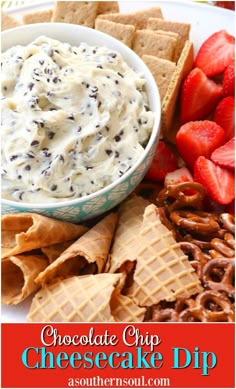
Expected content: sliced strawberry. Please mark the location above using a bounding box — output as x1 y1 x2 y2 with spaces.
164 167 195 195
176 120 225 170
194 156 235 205
223 61 235 96
194 30 235 76
214 96 235 141
215 1 235 10
145 141 177 182
211 138 235 169
180 68 223 124
164 167 193 186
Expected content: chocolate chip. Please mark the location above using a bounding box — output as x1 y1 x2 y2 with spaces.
31 140 39 147
70 185 74 192
115 151 119 158
39 59 45 65
117 72 124 78
51 184 57 191
59 155 64 162
144 105 151 112
138 119 142 125
115 80 119 84
114 135 121 142
68 114 75 120
25 165 31 171
48 131 55 139
18 175 22 179
27 152 35 159
77 126 82 132
105 149 112 156
110 53 117 58
97 65 103 69
10 155 18 161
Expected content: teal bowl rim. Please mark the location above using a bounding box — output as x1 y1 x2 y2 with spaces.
1 23 161 209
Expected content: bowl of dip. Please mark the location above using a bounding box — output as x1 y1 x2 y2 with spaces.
1 23 161 222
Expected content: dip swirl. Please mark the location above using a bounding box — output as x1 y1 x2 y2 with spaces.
1 36 154 203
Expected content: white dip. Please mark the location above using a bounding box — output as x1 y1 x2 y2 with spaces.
1 36 154 203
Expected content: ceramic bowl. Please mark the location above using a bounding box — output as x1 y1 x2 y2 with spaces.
1 23 161 222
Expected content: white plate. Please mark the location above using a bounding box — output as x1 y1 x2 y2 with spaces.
1 0 235 323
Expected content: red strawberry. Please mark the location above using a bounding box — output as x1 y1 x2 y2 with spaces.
194 30 235 76
176 120 225 170
223 61 235 96
194 156 235 205
180 68 223 124
145 141 177 182
164 167 193 186
164 167 195 195
215 1 235 10
211 137 235 169
214 96 235 141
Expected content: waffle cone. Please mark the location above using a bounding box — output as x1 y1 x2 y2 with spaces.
41 240 76 264
109 196 150 273
128 204 202 306
27 273 123 322
110 291 146 322
2 254 48 305
35 213 118 285
2 213 88 259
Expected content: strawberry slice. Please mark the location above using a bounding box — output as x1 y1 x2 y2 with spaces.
194 30 235 76
214 96 235 141
164 167 195 195
211 138 235 169
180 68 223 124
176 120 225 170
223 60 235 97
194 156 235 205
164 167 193 186
145 141 177 182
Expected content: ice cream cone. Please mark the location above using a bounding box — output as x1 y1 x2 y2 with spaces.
27 273 123 322
2 254 48 305
2 213 88 259
109 196 150 273
128 204 202 306
35 213 118 285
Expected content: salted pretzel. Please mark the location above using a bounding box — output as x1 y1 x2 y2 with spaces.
157 182 206 212
210 237 235 258
219 213 235 234
178 290 234 322
179 241 208 278
202 257 235 298
169 210 220 236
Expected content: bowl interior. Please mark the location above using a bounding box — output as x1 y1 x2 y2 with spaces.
1 23 161 209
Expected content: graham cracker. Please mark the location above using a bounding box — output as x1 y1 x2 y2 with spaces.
147 18 191 60
133 30 176 61
1 11 21 31
97 1 119 15
95 19 135 48
154 30 179 62
142 55 176 101
96 6 163 30
23 9 53 24
161 40 194 136
51 1 98 28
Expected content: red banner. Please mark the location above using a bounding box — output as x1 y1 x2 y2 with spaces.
1 323 235 388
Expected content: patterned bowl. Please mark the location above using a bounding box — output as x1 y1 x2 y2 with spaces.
1 23 161 223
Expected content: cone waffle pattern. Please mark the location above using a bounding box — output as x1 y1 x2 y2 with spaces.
27 273 122 322
36 213 117 285
111 292 146 322
109 196 150 272
128 204 202 306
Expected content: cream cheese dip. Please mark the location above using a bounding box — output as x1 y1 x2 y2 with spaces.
1 36 154 203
